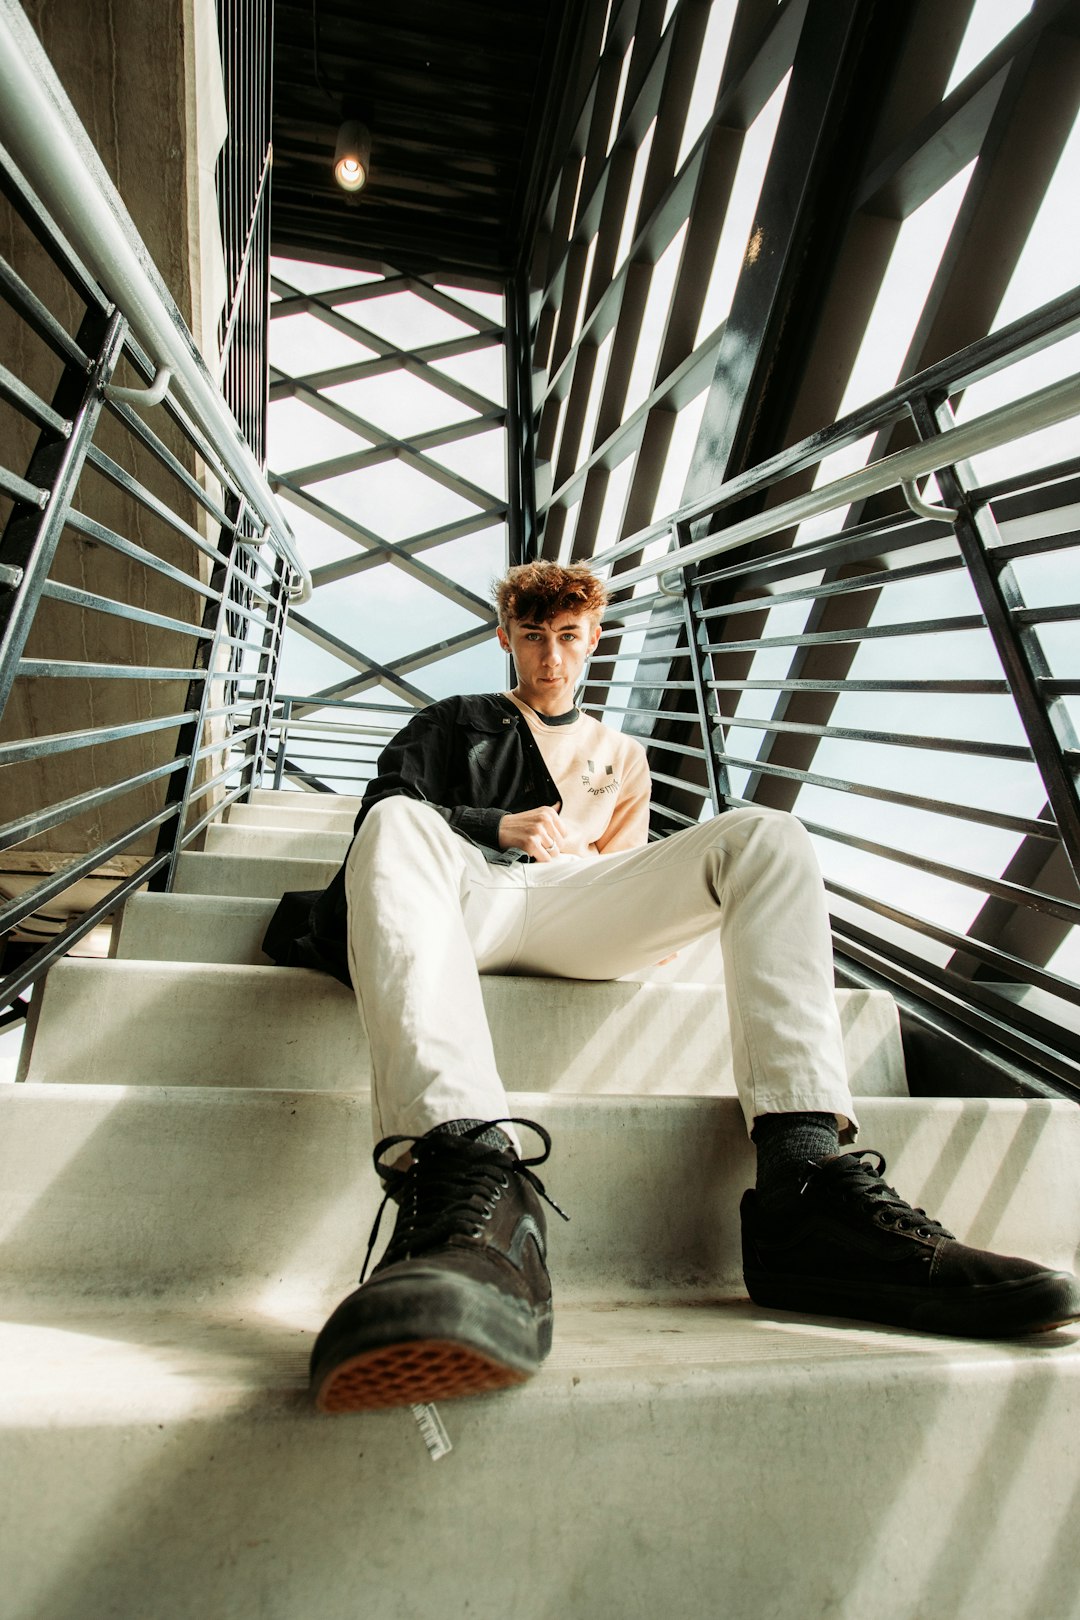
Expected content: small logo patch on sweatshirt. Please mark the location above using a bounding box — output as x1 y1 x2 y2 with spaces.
582 760 619 797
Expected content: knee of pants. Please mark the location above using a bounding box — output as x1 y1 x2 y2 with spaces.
350 796 454 865
709 805 819 875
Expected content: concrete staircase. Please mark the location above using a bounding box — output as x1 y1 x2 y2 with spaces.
2 789 1078 1619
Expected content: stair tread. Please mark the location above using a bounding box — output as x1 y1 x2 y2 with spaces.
3 1296 1076 1427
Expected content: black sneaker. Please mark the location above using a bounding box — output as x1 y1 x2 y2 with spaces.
310 1118 567 1412
741 1149 1080 1338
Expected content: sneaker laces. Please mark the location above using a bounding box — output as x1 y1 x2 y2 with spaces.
804 1150 955 1240
359 1117 569 1282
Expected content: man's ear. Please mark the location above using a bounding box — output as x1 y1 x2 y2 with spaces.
496 624 510 653
588 621 602 653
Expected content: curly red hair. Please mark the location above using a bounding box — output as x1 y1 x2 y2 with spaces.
493 561 608 629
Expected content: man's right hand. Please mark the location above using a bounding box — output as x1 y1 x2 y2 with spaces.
498 805 567 862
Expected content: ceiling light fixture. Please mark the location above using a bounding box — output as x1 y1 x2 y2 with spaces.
334 120 371 192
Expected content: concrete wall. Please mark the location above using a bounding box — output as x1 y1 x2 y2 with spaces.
0 0 229 936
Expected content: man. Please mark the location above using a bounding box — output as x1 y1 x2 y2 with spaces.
266 561 1080 1413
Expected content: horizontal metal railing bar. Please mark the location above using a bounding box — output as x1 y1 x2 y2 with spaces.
825 885 1080 1010
0 461 47 507
717 752 1056 839
0 249 89 369
578 720 706 762
586 679 698 692
833 934 1080 1084
193 720 260 764
279 770 369 786
1011 603 1080 626
83 444 227 563
600 373 1080 594
0 357 68 434
1041 680 1080 696
16 657 207 682
0 797 178 935
648 769 711 798
791 811 1080 925
178 776 254 847
589 298 1080 580
601 604 684 632
651 801 699 829
587 701 702 726
0 706 197 766
106 387 233 535
989 530 1080 564
273 719 402 737
692 510 932 593
39 579 210 640
273 694 415 713
701 614 987 656
272 748 376 766
587 647 690 664
696 553 966 622
184 760 253 810
0 846 172 1010
714 712 1032 761
64 510 223 604
216 630 274 658
0 754 188 852
711 677 1012 695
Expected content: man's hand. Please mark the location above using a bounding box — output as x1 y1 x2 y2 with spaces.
498 805 567 862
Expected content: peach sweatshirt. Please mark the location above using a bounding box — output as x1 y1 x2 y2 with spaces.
506 693 651 857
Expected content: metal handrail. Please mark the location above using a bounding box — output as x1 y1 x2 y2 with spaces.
0 0 311 605
592 369 1080 592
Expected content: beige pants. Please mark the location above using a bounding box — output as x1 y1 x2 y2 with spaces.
344 797 857 1149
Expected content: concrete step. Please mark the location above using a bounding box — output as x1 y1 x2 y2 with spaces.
22 957 908 1099
173 850 341 899
2 1287 1076 1620
113 890 728 983
2 1084 1076 1308
226 802 358 833
204 823 353 862
249 788 363 814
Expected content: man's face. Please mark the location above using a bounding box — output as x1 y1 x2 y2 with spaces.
497 611 602 715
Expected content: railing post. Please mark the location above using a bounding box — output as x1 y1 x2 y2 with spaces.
272 697 291 790
0 306 127 720
674 521 729 815
149 495 246 891
241 546 291 795
909 393 1080 884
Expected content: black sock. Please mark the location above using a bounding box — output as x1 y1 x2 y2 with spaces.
430 1118 513 1153
751 1111 839 1214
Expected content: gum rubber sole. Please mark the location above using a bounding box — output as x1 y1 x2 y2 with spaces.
313 1337 532 1412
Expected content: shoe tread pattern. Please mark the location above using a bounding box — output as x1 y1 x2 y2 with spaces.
314 1338 530 1412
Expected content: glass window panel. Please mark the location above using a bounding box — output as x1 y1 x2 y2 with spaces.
607 39 636 155
271 256 385 295
424 524 507 599
675 0 739 172
267 397 371 471
315 460 480 541
429 346 507 407
425 428 508 500
650 386 710 521
337 290 476 348
623 223 688 414
322 370 478 438
433 284 504 324
694 74 790 348
269 312 376 377
944 0 1033 96
614 120 657 274
420 639 508 700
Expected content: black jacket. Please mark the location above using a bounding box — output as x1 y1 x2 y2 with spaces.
262 693 563 985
